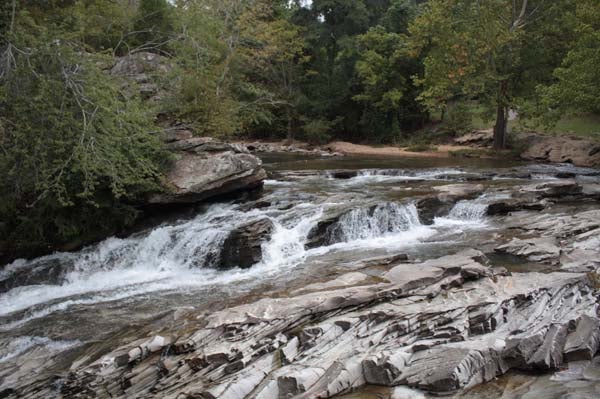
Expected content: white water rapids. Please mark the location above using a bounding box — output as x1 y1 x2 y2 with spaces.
0 164 521 376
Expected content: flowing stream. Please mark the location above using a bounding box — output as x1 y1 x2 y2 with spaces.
1 155 599 394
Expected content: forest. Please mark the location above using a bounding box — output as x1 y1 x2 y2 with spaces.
0 0 599 258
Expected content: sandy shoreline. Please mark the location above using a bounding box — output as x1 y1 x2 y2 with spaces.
325 141 475 158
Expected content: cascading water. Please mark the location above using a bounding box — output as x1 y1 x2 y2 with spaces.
447 200 489 221
326 202 422 243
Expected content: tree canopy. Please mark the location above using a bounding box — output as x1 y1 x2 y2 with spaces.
0 0 598 259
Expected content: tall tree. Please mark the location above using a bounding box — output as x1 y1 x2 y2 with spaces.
238 0 308 140
410 0 574 149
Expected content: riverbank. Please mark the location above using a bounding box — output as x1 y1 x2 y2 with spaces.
239 130 600 168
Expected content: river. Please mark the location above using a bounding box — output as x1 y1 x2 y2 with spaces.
1 154 599 398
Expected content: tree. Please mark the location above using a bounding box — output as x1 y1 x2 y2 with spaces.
410 0 574 149
538 0 600 118
132 0 174 53
352 2 426 141
238 0 308 140
0 2 169 258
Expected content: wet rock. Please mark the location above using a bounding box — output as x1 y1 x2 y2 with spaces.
220 219 274 269
486 196 547 215
416 197 452 225
329 170 359 179
0 257 74 294
433 184 485 202
15 250 600 399
305 214 342 249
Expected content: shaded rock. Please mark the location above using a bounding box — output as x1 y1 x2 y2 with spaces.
486 197 547 215
329 170 359 179
162 128 193 143
416 197 452 225
0 257 74 294
305 214 342 249
525 180 582 198
220 219 274 269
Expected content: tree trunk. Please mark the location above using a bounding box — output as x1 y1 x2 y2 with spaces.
286 107 293 142
493 104 507 150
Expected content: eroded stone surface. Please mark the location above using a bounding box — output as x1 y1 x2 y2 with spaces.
13 249 600 399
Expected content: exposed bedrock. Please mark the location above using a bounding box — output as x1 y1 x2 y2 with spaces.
18 250 600 399
495 209 600 271
521 134 600 168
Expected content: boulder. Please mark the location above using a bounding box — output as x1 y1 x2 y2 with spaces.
149 138 266 205
525 180 582 198
521 134 600 168
416 197 453 225
219 219 274 269
0 256 74 294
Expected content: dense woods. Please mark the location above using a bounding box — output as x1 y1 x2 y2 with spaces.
0 0 599 258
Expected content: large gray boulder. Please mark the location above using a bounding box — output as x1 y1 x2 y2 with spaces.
149 138 267 205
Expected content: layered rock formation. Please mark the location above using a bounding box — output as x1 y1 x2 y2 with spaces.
150 137 267 205
16 247 600 399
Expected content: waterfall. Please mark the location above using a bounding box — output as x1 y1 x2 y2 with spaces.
327 203 421 243
447 200 489 222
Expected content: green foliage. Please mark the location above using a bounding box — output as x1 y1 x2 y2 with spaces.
131 0 173 52
0 17 169 256
405 143 437 152
409 0 576 148
537 0 600 121
439 103 473 136
301 117 339 144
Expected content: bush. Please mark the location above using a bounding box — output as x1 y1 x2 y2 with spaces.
0 41 170 258
440 103 473 136
301 118 337 144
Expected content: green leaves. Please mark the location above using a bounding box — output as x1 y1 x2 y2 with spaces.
0 25 169 256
